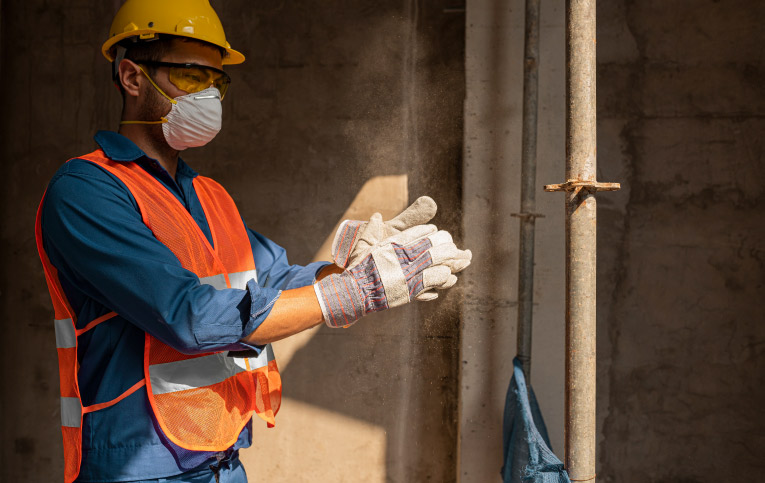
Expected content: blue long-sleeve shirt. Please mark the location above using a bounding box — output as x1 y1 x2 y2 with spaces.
40 131 328 482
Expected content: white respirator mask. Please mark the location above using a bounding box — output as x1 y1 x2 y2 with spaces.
161 86 222 151
121 66 223 151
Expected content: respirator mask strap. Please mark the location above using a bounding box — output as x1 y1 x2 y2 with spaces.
120 65 176 126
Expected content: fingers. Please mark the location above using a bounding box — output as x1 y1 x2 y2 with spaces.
415 291 439 302
387 196 437 231
387 223 438 246
414 268 460 301
439 273 459 289
441 248 471 273
417 265 451 300
426 229 453 247
355 212 386 250
427 243 472 273
422 264 451 285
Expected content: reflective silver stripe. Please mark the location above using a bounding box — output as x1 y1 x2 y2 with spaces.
60 397 81 428
199 273 227 290
150 344 276 395
200 270 257 290
228 269 258 290
249 343 275 370
150 352 247 395
54 318 76 349
230 343 275 371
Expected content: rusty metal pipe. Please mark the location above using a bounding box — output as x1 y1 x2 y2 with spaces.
515 0 542 381
545 0 619 478
564 0 597 481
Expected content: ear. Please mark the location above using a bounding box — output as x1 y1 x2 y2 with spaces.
118 59 142 97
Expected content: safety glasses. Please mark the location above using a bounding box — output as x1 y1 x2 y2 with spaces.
136 61 231 100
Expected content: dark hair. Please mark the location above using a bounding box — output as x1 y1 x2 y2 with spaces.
113 35 227 97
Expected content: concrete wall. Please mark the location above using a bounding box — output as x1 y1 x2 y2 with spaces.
596 1 765 481
0 0 465 481
460 2 568 481
461 1 764 482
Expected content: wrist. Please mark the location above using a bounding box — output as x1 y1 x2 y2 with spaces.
314 272 366 328
316 263 345 281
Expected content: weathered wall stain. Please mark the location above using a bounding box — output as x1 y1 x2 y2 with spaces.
598 1 765 481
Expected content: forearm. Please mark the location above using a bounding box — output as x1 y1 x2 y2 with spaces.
242 285 324 345
242 264 342 345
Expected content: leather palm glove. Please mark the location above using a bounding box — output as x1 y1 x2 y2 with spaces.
315 224 472 328
331 196 438 268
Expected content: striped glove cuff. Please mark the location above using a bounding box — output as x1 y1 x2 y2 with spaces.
314 227 469 328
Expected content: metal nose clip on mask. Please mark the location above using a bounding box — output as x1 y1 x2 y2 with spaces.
121 66 223 151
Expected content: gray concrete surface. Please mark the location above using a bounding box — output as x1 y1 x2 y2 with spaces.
460 0 764 482
596 1 765 481
459 2 568 481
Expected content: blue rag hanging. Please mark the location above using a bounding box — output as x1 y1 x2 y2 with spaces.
502 357 571 483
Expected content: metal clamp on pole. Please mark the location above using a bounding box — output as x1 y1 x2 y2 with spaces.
544 180 621 193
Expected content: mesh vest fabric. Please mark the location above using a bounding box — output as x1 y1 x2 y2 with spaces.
36 149 281 482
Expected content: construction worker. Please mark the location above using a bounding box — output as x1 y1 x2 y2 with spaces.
35 1 471 482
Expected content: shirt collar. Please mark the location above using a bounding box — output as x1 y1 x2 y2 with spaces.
94 130 198 178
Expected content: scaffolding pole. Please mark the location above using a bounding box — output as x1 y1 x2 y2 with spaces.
545 0 619 481
513 0 542 380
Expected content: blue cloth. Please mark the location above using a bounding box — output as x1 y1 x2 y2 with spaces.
129 452 246 482
502 358 571 483
40 131 329 482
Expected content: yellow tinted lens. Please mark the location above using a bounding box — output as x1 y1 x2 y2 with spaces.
212 75 230 99
168 67 210 94
168 67 230 99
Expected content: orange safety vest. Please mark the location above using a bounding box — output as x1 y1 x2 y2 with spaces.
35 149 281 483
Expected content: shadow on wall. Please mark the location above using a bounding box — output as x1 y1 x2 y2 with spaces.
242 174 462 483
206 1 467 480
242 175 411 481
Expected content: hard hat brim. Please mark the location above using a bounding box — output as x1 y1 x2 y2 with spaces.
102 31 245 65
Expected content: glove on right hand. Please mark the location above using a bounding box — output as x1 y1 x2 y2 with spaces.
315 224 471 328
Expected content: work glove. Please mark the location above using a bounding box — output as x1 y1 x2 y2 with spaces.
331 196 438 268
315 224 472 328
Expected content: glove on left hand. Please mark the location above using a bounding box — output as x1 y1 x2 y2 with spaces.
331 196 438 268
315 224 471 328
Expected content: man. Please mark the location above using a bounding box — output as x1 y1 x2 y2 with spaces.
36 1 471 482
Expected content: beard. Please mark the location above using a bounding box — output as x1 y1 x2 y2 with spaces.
137 83 173 150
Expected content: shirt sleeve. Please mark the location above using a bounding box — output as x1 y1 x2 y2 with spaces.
41 160 280 355
245 223 332 291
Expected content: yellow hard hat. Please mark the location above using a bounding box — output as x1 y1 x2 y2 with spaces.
102 0 245 65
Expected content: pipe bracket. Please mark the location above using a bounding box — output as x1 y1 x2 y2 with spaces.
544 180 621 193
